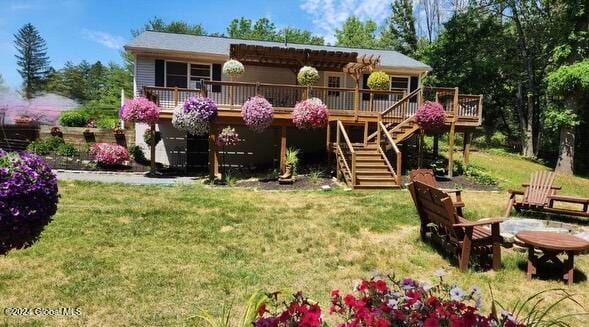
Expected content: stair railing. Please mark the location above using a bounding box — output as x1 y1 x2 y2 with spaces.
336 120 356 187
366 87 422 143
377 121 402 185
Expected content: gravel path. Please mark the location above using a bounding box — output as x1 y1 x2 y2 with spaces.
55 170 197 185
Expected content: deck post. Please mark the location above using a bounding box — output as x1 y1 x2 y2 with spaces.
336 122 341 180
363 121 368 146
209 123 219 180
463 130 472 165
326 121 331 164
280 126 287 174
418 130 424 168
149 123 156 175
353 77 360 121
447 87 459 178
173 87 179 106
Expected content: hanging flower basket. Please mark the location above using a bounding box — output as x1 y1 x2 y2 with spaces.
0 150 58 254
119 97 160 125
367 71 390 90
241 96 273 133
216 126 241 147
415 101 447 134
222 59 245 78
297 66 320 86
292 98 329 129
172 96 218 136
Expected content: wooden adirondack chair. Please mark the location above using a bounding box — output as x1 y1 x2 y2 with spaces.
409 169 465 216
505 171 589 218
408 181 503 272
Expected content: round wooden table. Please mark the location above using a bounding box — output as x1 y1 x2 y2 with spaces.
516 231 589 286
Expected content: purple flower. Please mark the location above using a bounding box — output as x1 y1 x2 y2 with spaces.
415 101 446 133
172 96 218 136
241 96 273 133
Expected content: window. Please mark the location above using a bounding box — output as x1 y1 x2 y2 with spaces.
190 64 211 89
166 62 188 88
327 75 341 96
390 76 410 92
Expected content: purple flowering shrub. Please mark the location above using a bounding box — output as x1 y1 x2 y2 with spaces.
90 143 129 166
293 98 329 129
172 96 218 136
241 96 273 133
415 101 446 133
0 149 58 253
119 97 160 124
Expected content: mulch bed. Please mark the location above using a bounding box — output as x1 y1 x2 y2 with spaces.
402 174 500 191
236 175 341 191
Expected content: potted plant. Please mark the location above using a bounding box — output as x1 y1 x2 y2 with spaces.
113 127 126 147
172 96 218 136
279 147 299 184
297 66 320 86
0 149 59 254
292 98 329 129
415 101 447 135
241 96 273 133
50 126 62 137
367 71 390 90
120 97 160 174
83 129 95 143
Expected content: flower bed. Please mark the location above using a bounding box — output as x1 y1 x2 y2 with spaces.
0 150 58 253
90 143 129 166
172 96 218 136
241 96 273 133
293 98 329 129
415 101 446 134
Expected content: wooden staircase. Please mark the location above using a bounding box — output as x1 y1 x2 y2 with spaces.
353 143 399 188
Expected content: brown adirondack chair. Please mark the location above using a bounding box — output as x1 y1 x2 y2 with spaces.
408 181 503 272
409 169 465 216
505 171 589 218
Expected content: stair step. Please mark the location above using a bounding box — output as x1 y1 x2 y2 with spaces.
357 176 396 181
356 158 384 163
354 183 400 189
356 169 392 174
356 162 389 168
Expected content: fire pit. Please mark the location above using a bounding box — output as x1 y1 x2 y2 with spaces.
500 218 589 250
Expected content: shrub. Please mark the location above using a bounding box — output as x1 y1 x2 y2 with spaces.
56 143 78 157
297 66 320 86
120 97 160 124
367 71 390 90
97 117 119 129
44 136 65 151
241 96 273 133
292 98 329 129
128 144 146 162
90 143 129 166
172 96 218 136
415 101 446 134
26 140 51 155
59 111 88 127
222 59 245 77
0 150 59 254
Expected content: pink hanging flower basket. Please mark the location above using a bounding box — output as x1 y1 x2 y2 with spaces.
241 96 273 133
119 97 160 124
415 101 446 134
292 98 329 129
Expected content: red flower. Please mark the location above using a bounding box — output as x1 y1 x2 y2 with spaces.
344 294 357 307
257 303 267 317
374 279 388 292
331 289 340 298
424 317 439 327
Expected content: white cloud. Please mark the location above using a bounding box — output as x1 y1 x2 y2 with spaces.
300 0 389 44
81 29 125 50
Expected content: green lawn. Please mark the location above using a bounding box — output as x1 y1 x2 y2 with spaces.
0 150 588 326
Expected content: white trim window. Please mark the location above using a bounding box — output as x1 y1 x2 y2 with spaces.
390 76 410 93
327 75 342 97
165 61 212 89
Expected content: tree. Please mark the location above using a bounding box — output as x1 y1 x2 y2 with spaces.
14 23 50 99
283 28 324 45
419 0 443 42
545 61 588 175
227 17 277 41
335 17 378 48
0 74 7 91
132 16 206 37
380 0 418 55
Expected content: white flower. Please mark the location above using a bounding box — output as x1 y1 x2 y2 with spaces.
450 287 465 301
433 268 446 278
421 282 434 292
222 59 244 77
387 299 398 309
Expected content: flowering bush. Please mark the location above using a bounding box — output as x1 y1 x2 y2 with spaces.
241 96 273 133
297 66 320 86
254 292 323 327
329 272 527 327
293 98 329 129
120 97 160 124
367 71 390 90
172 96 218 136
415 101 446 133
0 150 58 253
90 143 129 166
222 59 245 77
217 126 241 147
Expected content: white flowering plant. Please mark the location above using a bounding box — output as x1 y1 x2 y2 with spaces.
297 66 320 86
222 59 245 77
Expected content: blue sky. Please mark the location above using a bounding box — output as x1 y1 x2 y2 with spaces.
0 0 392 88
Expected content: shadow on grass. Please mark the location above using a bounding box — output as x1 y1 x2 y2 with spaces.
515 259 587 285
421 235 504 272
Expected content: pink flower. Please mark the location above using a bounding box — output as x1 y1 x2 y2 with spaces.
90 143 129 166
120 97 160 124
241 96 273 133
292 98 329 129
415 101 446 133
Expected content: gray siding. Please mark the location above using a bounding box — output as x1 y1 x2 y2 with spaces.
135 56 155 97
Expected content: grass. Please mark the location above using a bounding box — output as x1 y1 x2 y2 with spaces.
0 150 588 326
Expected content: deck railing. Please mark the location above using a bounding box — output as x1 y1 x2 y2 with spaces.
377 121 402 184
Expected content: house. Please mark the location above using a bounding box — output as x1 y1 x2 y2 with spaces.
124 31 482 188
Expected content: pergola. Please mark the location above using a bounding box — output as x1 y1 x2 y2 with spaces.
229 43 380 76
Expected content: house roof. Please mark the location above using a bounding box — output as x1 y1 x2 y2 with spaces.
125 31 432 72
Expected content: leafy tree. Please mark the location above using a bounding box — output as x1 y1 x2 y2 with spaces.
228 17 277 41
14 23 50 99
380 0 418 55
335 16 378 48
545 60 589 175
283 28 324 45
132 16 206 37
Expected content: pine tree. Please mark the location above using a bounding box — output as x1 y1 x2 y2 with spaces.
380 0 418 55
14 23 50 99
